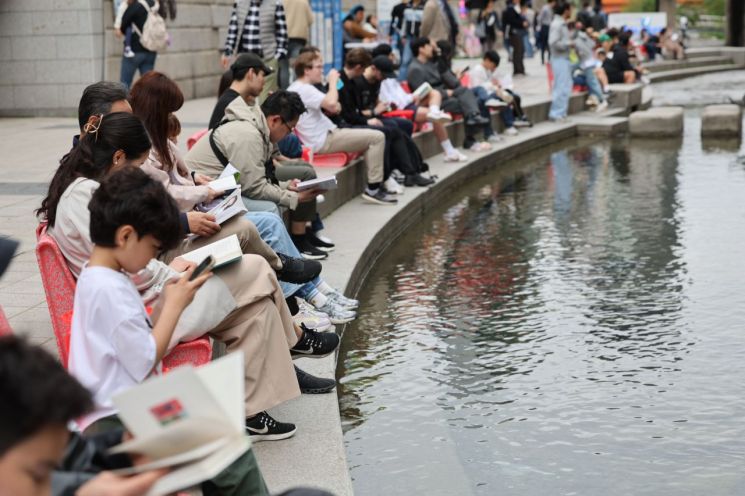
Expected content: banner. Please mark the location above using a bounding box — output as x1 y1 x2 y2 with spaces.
607 12 668 36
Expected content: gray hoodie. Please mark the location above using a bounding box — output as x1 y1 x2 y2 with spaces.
548 14 571 58
574 29 595 63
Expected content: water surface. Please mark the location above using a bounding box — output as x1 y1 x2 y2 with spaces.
338 114 745 495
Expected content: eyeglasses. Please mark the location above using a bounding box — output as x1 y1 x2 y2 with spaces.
311 64 324 69
280 117 295 133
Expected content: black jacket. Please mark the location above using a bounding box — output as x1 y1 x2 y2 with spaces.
120 0 157 53
338 71 370 126
501 6 526 35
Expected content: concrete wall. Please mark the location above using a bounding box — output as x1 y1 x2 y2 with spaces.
0 0 234 117
0 0 105 117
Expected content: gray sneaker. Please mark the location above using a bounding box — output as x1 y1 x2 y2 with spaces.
315 300 357 324
362 188 398 205
326 289 359 310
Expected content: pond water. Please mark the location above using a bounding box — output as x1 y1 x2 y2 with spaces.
337 107 745 495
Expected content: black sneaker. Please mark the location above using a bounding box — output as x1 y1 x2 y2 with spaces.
245 411 296 441
404 173 435 187
290 324 340 358
362 188 398 205
465 113 490 127
292 235 328 260
306 230 335 252
295 365 336 394
275 253 322 284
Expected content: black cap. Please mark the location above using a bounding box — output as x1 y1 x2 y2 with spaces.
230 53 273 76
372 55 395 79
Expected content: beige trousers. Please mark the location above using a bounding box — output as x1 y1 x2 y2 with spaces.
318 128 385 184
161 215 281 271
210 254 300 416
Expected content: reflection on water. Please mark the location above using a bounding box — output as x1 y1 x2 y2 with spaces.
338 115 745 495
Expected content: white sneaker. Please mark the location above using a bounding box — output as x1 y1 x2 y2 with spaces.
487 133 503 143
468 142 492 152
426 110 453 123
596 100 609 112
444 150 468 162
585 95 599 106
505 127 518 136
123 46 135 58
485 98 508 109
384 176 404 194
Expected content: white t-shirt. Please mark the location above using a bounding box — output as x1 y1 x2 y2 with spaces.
287 80 336 151
69 266 157 431
380 78 413 111
468 64 498 92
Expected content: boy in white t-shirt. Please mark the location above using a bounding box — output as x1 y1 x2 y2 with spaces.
69 167 211 433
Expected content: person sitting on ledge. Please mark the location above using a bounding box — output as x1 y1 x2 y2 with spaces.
407 37 492 152
467 50 533 135
288 51 396 205
338 48 434 190
601 30 637 85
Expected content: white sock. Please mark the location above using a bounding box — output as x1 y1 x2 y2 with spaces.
309 291 328 308
316 280 334 295
441 139 456 155
430 104 441 114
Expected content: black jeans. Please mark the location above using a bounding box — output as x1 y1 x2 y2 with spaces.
510 30 525 75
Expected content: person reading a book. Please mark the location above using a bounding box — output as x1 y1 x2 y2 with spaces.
38 113 340 442
369 51 467 163
337 48 434 191
407 37 493 152
466 49 532 137
0 335 170 496
129 72 327 279
283 51 398 205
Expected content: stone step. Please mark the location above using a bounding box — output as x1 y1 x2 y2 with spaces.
645 56 734 73
648 63 743 83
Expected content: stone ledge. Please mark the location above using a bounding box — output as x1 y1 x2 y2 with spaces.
629 106 684 137
701 104 742 137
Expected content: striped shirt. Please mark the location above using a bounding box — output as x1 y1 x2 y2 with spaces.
224 0 288 59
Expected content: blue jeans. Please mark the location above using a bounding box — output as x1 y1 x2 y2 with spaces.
246 211 320 300
120 51 156 89
523 31 534 58
549 57 572 120
583 66 604 102
398 38 414 82
472 86 516 129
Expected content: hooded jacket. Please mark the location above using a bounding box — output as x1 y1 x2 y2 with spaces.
184 96 299 210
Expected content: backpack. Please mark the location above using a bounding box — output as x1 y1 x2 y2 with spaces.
132 0 169 52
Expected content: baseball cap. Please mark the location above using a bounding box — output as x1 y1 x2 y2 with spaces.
231 53 273 76
372 55 396 79
598 33 611 43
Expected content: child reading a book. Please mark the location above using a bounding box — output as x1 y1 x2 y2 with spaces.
68 167 212 434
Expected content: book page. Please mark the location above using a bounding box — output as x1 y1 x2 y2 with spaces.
207 188 247 226
208 176 237 192
219 163 241 181
180 235 242 268
296 176 338 192
194 353 245 431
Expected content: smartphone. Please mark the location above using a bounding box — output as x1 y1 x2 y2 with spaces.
460 65 470 74
189 255 215 281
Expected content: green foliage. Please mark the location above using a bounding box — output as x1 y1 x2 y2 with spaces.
701 0 725 16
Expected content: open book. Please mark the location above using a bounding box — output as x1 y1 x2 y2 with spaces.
109 354 249 496
208 174 237 193
296 175 338 191
181 234 242 269
196 187 248 230
412 82 432 100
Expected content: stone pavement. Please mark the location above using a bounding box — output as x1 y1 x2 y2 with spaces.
0 52 556 354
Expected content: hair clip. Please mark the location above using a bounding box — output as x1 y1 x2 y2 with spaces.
82 114 104 141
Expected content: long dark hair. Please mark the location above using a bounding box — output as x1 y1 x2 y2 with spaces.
129 72 184 173
37 112 151 227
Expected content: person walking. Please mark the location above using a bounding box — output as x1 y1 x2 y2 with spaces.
397 0 425 81
476 0 500 54
281 0 313 88
548 1 573 121
502 0 528 76
420 0 458 46
118 0 159 89
536 0 554 64
221 0 289 101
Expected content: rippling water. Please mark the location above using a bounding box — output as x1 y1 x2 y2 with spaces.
338 114 745 495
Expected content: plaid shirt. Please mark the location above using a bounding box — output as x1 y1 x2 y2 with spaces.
224 0 288 59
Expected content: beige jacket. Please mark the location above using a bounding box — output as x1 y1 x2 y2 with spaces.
420 0 450 44
184 97 299 210
141 140 210 212
284 0 313 41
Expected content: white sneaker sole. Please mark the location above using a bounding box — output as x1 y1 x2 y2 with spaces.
246 427 297 442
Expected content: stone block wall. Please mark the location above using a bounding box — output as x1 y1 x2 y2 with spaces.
0 0 235 116
0 0 105 117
